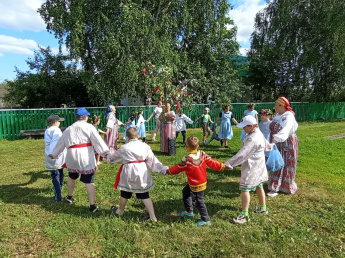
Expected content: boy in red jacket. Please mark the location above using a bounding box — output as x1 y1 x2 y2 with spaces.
167 136 225 226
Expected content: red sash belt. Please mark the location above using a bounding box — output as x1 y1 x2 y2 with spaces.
69 143 92 149
114 160 145 189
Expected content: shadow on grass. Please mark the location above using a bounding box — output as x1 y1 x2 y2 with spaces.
0 170 110 218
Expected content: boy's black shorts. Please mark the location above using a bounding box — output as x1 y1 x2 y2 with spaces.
121 190 149 200
68 172 95 183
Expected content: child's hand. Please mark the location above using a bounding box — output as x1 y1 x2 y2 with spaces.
48 154 54 159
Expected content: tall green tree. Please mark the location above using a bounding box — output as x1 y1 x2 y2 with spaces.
4 47 91 108
247 0 345 102
39 0 246 105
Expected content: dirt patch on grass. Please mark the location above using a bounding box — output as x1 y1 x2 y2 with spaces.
328 132 345 140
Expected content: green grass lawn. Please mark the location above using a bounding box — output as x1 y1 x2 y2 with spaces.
0 120 344 257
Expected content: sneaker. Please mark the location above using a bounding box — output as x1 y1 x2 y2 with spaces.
233 213 250 224
90 204 99 212
179 211 194 217
267 191 279 197
195 220 211 226
65 195 74 204
111 206 124 216
253 206 269 214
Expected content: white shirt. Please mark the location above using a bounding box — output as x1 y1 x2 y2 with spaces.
108 140 168 192
44 126 66 169
136 114 146 127
106 112 123 129
52 120 109 172
154 106 163 120
272 111 298 142
225 130 273 187
175 114 193 132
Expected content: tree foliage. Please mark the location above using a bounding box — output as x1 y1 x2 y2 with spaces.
39 0 246 106
247 0 345 102
4 47 91 108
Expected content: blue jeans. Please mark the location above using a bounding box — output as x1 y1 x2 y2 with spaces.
50 168 64 201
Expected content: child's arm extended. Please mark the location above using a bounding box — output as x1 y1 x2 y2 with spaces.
167 159 188 175
183 114 194 124
224 138 256 169
146 152 168 175
205 154 225 171
193 116 201 124
98 129 107 134
208 116 214 124
107 149 123 164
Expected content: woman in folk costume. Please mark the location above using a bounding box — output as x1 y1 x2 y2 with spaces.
267 97 299 197
159 102 176 153
104 105 123 160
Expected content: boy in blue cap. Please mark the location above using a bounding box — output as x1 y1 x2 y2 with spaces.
50 108 109 212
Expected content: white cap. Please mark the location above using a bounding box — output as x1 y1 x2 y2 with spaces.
205 107 210 111
236 116 257 128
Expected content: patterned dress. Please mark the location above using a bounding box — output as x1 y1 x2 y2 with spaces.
268 111 299 194
104 112 121 160
160 111 176 153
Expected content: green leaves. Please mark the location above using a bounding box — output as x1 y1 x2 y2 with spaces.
4 47 91 108
39 0 245 106
248 0 345 102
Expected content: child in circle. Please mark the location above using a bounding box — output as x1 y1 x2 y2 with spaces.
259 109 273 141
259 109 273 157
136 108 147 142
123 110 137 141
108 127 168 222
240 103 259 141
225 116 273 224
167 136 225 226
194 107 214 144
146 100 163 141
91 115 107 165
175 107 194 144
45 115 66 201
215 104 239 148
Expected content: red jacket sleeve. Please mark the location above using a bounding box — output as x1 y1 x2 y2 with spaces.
168 162 188 175
205 156 225 171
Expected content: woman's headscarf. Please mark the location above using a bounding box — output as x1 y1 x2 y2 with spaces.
275 97 293 112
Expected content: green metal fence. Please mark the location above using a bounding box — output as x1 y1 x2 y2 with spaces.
0 102 344 140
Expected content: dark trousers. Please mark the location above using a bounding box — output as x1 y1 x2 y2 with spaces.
50 168 64 201
176 131 186 143
182 184 210 221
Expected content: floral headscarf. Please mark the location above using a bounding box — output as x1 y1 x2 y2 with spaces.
275 97 293 112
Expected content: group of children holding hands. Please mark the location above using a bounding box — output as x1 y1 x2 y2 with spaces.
45 103 276 226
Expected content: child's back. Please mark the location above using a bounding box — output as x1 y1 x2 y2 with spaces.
109 140 167 192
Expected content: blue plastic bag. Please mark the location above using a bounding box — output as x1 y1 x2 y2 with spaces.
266 145 284 172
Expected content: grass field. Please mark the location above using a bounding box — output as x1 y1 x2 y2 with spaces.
0 120 344 257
